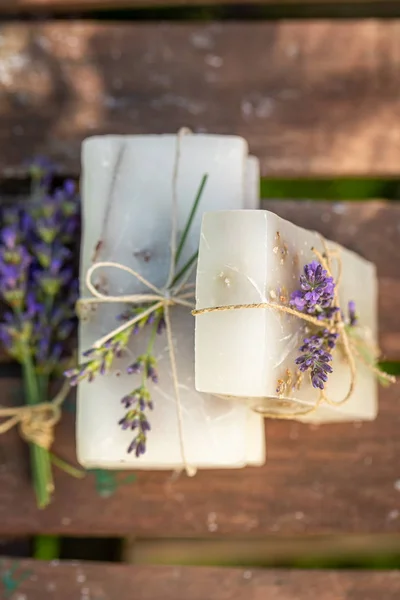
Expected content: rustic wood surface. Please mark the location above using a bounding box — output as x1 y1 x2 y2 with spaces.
1 560 400 600
0 200 399 537
4 0 400 13
1 380 400 537
1 21 400 176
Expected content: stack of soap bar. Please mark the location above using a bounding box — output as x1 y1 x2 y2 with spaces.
195 210 378 422
77 134 266 469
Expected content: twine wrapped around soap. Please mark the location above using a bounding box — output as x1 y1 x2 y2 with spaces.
0 380 70 450
193 238 395 419
77 128 197 477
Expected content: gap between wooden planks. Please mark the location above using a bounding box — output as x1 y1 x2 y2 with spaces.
0 200 400 537
1 21 400 176
4 0 400 12
1 560 400 600
126 534 400 565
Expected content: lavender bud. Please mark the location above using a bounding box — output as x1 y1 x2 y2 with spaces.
63 179 76 196
348 300 357 327
83 347 96 357
146 312 155 325
136 440 146 457
121 394 135 408
64 367 79 379
127 360 142 375
147 365 158 384
127 439 137 454
141 419 151 432
157 316 166 335
118 417 130 431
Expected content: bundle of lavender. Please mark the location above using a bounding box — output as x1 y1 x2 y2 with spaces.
0 159 80 508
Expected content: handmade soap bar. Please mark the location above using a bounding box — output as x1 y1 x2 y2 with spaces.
77 134 266 469
195 210 378 422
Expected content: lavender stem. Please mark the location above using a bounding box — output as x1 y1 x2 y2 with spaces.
22 352 54 508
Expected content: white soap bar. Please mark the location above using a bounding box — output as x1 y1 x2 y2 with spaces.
244 156 260 210
77 135 265 469
195 210 378 422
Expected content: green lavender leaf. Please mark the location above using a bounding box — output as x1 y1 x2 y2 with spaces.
175 173 208 268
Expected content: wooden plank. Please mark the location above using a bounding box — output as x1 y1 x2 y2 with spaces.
4 0 400 14
0 200 399 537
1 560 400 600
2 380 400 537
1 21 400 177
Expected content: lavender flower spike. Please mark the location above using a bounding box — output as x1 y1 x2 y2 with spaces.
291 261 340 390
290 261 335 317
295 334 334 390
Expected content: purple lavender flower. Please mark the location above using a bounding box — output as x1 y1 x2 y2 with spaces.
117 304 165 335
147 363 158 384
290 261 336 317
28 156 55 181
127 359 143 375
157 316 166 335
295 333 334 389
0 161 80 371
2 226 18 249
118 386 153 455
291 261 340 390
322 329 339 349
348 300 357 327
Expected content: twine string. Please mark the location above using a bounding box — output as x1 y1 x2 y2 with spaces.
193 243 395 419
0 379 70 450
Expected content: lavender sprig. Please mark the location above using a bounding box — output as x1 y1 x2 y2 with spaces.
64 303 163 386
295 330 338 390
65 174 208 456
0 160 80 508
120 309 163 455
290 261 340 390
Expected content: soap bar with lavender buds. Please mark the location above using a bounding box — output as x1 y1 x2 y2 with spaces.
195 210 378 422
77 134 266 469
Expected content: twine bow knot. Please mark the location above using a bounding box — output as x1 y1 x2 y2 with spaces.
0 381 68 450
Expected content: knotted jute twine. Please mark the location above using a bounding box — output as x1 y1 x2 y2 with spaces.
78 128 197 476
193 237 395 419
0 379 70 450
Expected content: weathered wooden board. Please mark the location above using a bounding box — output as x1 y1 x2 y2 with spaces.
4 0 400 13
2 380 400 536
1 560 400 600
1 21 400 176
0 200 399 537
